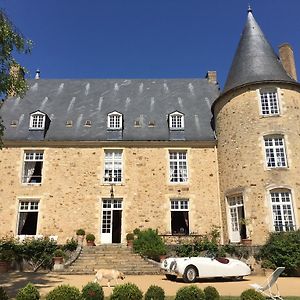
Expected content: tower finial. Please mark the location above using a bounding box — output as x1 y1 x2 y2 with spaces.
247 4 252 13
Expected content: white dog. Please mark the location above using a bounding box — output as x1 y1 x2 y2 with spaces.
94 269 125 287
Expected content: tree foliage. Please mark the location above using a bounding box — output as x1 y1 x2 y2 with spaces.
0 9 32 144
258 230 300 276
133 228 166 261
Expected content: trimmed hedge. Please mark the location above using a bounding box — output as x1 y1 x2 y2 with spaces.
240 289 265 300
45 285 82 300
0 286 9 300
144 285 165 300
175 285 205 300
82 282 104 300
110 283 143 300
204 286 220 300
16 283 40 300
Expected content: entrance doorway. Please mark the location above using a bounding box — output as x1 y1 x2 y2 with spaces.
227 195 246 243
101 199 122 244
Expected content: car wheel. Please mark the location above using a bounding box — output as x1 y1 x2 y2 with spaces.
165 274 177 281
183 265 198 283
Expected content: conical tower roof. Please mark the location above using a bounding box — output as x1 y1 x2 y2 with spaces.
223 8 295 93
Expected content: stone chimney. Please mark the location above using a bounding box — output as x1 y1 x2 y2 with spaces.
35 69 40 80
279 43 297 81
206 71 217 84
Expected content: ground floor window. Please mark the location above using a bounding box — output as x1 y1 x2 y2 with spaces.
17 200 39 235
227 195 246 243
101 199 122 244
170 199 189 235
270 189 296 232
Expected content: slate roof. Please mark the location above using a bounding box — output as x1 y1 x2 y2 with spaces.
1 78 220 142
223 9 296 93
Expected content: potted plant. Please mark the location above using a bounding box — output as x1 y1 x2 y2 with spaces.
0 250 14 273
86 233 96 246
76 228 85 245
52 249 65 271
53 249 65 264
126 233 134 247
240 218 253 245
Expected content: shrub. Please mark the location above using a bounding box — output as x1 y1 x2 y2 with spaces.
126 233 134 241
45 285 82 300
240 289 265 300
82 282 104 300
110 283 143 300
144 285 165 300
22 237 58 271
53 249 65 258
175 285 205 300
62 238 78 252
76 229 85 235
0 237 19 262
0 286 9 300
133 228 166 261
258 230 300 275
203 286 220 300
16 283 40 300
86 234 95 242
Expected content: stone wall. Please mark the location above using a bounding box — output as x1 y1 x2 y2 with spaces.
0 144 221 244
214 83 300 244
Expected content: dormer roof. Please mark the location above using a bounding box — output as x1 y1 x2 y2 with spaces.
223 9 295 93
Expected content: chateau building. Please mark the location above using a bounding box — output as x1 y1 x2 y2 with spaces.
0 8 299 245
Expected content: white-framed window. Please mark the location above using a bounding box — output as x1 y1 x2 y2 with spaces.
270 189 296 232
227 195 247 242
107 111 122 130
260 89 280 116
264 136 287 168
29 111 45 130
103 150 123 183
17 200 39 235
169 151 188 183
169 112 184 130
170 199 189 235
22 150 44 184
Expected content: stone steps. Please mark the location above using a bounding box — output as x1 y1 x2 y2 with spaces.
63 245 161 275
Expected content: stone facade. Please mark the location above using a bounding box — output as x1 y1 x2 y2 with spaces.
214 83 300 244
0 143 221 244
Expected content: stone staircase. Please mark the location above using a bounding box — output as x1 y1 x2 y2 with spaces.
63 244 161 275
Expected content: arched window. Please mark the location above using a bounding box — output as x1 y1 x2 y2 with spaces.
29 111 46 130
269 189 296 232
107 111 122 130
169 111 184 130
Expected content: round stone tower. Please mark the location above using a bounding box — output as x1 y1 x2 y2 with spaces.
213 8 300 245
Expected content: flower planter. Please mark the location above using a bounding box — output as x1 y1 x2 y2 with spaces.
76 235 84 245
127 240 133 247
86 240 95 246
241 238 252 246
0 260 9 273
53 257 64 271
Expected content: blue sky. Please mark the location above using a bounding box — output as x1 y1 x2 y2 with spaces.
1 0 299 89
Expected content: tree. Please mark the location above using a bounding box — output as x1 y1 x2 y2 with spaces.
0 9 32 144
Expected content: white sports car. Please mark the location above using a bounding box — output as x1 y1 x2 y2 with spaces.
161 256 251 283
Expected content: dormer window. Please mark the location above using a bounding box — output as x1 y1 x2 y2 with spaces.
107 111 122 130
169 112 184 130
29 111 46 130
